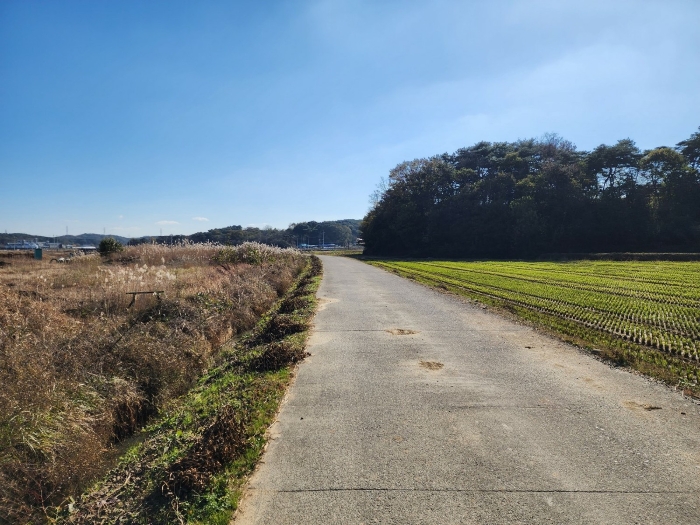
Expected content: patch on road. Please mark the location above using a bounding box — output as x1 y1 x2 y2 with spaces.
317 297 339 311
623 400 662 411
387 328 419 335
419 360 444 370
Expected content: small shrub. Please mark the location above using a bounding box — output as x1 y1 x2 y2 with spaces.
98 237 124 255
278 295 310 314
248 340 308 372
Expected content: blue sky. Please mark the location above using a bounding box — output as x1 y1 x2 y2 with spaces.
1 0 699 237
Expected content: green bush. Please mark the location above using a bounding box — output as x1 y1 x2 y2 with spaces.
98 237 124 255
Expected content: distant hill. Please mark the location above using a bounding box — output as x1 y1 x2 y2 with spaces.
0 233 130 246
2 221 362 249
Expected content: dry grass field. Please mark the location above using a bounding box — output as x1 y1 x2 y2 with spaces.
0 242 306 523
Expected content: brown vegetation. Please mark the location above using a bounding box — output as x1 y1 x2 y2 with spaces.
0 242 305 524
164 404 248 499
58 253 322 524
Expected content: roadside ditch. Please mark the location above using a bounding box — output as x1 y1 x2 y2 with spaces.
57 255 322 524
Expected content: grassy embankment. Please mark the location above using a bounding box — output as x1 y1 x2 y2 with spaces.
367 259 700 397
0 243 321 524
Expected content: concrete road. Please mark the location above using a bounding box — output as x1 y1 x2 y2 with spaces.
236 256 700 524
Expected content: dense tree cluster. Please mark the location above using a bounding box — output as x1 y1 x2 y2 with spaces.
362 128 700 258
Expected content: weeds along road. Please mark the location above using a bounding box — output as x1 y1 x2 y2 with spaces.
236 256 700 524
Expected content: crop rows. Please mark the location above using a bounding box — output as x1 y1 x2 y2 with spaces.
374 260 700 361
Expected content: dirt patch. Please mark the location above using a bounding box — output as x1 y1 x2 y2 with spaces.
623 401 662 411
419 360 444 370
316 297 339 311
387 328 419 335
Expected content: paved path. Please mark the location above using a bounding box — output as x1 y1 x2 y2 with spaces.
236 256 700 524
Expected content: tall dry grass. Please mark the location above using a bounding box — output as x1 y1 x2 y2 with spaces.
0 242 304 524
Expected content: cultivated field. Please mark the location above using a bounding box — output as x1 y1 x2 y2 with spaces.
369 260 700 392
0 242 315 523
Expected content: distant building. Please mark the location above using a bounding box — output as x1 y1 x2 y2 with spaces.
5 240 39 250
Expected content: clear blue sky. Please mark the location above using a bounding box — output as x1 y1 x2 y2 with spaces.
1 0 699 237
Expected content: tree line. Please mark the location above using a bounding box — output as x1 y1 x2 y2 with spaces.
3 221 362 249
361 128 700 258
186 219 361 247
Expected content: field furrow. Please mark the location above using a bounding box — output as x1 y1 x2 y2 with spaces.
421 262 700 308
